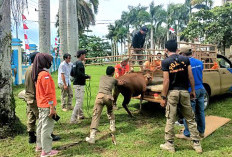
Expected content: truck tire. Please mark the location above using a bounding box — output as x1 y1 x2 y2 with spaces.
204 91 209 110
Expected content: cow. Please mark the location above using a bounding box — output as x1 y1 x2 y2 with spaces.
113 72 152 117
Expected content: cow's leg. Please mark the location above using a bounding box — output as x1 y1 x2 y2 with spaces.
113 86 120 107
139 93 144 114
122 95 133 117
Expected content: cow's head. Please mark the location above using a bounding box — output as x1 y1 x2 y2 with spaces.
143 73 152 85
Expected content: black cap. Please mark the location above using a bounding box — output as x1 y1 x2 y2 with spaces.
141 26 148 33
29 52 39 63
76 49 88 57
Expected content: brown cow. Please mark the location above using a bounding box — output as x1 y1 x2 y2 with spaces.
113 72 152 117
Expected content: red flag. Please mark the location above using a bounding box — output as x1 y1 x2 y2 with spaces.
22 14 27 20
25 44 29 50
55 37 58 41
24 34 28 39
23 24 29 29
169 27 175 33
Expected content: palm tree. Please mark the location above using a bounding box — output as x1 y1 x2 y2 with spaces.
59 0 67 57
39 0 50 54
0 0 27 138
149 2 166 49
191 0 213 10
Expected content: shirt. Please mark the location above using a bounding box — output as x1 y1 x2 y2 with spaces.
162 54 190 90
98 75 118 95
36 71 57 108
132 31 146 48
25 65 36 102
115 63 130 78
189 57 204 92
70 59 90 85
58 61 72 86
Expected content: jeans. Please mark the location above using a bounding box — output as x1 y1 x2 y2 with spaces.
183 88 206 137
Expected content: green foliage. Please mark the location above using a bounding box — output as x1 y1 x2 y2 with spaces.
182 3 232 54
79 34 111 59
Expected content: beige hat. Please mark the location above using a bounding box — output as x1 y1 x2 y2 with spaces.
121 56 129 62
179 45 191 54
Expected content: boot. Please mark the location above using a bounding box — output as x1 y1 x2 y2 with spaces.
110 120 116 132
28 131 36 144
193 140 203 154
86 129 97 144
160 141 175 153
51 134 61 141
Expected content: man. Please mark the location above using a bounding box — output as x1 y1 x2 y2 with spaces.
160 40 202 153
25 52 40 143
143 52 162 71
58 53 73 111
25 52 60 144
176 45 206 140
131 26 148 68
70 50 90 123
113 57 129 109
86 66 124 144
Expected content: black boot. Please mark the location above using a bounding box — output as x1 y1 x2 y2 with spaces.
28 131 36 144
51 134 61 141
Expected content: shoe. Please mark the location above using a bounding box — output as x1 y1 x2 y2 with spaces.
51 134 61 141
78 116 85 120
175 134 191 140
40 150 59 157
110 120 116 132
174 121 184 126
160 141 175 153
62 108 68 112
86 129 97 144
29 131 36 144
35 146 42 152
193 141 203 154
199 133 204 138
67 106 73 110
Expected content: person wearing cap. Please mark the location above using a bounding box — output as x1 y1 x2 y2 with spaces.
131 26 148 68
70 50 90 123
112 57 129 109
58 53 73 112
160 40 202 153
176 45 206 141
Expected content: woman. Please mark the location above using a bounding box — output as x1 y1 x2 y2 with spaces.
32 53 58 157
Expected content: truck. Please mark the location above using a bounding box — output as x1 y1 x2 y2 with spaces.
129 42 232 109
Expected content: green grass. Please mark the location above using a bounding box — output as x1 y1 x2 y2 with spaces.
1 65 232 157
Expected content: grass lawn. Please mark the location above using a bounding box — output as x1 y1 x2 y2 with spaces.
1 65 232 157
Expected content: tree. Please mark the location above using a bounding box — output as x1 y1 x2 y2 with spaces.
39 0 50 54
0 0 26 138
182 3 232 55
59 0 67 57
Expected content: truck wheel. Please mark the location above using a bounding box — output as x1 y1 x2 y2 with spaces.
204 91 209 110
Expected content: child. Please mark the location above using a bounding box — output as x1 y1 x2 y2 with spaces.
32 53 59 156
86 66 124 144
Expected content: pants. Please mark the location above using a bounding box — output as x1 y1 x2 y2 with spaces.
58 84 73 109
165 90 200 142
184 88 206 137
132 50 143 65
71 85 85 121
90 93 115 129
27 100 39 132
37 108 54 153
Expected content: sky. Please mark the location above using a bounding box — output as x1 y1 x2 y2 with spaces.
12 0 222 50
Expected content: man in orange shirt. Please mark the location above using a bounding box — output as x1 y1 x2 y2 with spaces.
143 53 162 71
113 57 129 108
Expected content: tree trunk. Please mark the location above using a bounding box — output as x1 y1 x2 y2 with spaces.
150 25 154 50
0 0 16 138
73 0 78 53
39 0 50 54
67 0 77 62
59 0 67 57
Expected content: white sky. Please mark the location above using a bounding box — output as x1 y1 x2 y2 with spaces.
12 0 222 49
